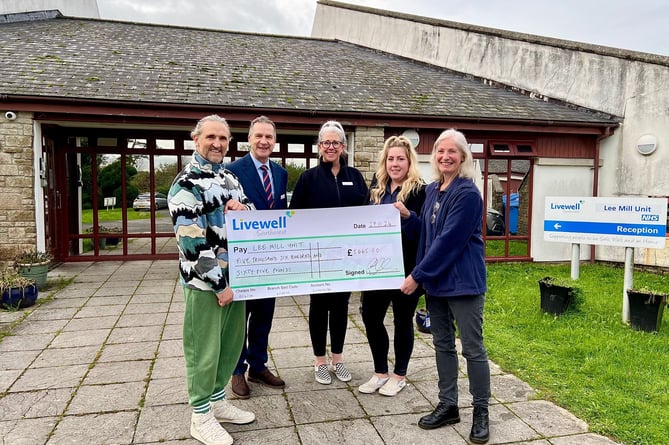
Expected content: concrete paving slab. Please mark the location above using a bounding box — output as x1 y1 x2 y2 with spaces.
509 400 589 437
161 322 183 340
49 327 109 348
134 403 191 443
297 418 385 445
0 369 22 393
0 260 622 444
11 363 88 391
32 345 99 368
124 301 172 314
1 349 41 370
64 314 119 331
0 417 58 445
49 411 137 445
0 387 73 419
372 412 468 444
151 356 186 380
84 360 152 385
288 387 366 424
356 384 433 416
453 404 542 444
73 304 126 318
68 381 146 414
97 340 159 363
144 376 187 406
235 426 301 445
107 325 165 344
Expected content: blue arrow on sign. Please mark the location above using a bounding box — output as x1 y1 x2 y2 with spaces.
544 220 666 237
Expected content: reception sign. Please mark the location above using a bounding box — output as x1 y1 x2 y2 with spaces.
544 196 667 248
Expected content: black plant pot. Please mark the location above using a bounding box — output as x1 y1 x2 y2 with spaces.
538 278 574 315
627 290 666 333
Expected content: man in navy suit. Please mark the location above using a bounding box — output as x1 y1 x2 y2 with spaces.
227 116 288 398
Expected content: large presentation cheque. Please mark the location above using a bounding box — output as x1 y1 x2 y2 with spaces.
226 204 405 301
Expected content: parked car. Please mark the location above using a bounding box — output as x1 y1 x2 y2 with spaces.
133 192 168 211
486 208 505 236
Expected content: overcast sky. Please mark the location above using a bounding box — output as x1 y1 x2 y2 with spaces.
96 0 669 57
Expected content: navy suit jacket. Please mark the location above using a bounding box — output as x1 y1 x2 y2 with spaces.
228 154 288 210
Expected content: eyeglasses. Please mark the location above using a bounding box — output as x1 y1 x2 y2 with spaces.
319 140 344 149
430 201 440 225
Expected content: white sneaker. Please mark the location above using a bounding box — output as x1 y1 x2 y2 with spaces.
379 377 407 396
212 399 256 424
358 375 389 394
190 411 233 445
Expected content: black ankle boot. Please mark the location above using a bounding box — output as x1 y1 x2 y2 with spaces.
418 402 460 429
469 405 489 444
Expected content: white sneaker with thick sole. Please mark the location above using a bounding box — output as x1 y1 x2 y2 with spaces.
358 375 390 394
379 377 407 396
212 399 256 424
191 411 233 445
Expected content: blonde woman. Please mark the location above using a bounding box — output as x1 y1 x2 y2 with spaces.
359 135 426 396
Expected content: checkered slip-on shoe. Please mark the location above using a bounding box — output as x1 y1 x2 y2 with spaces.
332 362 352 382
314 364 331 384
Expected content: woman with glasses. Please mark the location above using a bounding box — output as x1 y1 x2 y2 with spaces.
289 120 368 385
400 129 490 444
358 136 426 397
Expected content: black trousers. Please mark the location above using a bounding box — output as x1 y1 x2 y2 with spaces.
309 292 351 356
361 289 420 376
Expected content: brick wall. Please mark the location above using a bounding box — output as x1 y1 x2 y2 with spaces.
0 111 37 268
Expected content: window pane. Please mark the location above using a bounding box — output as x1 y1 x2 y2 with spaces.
127 138 147 149
157 139 175 150
288 143 304 153
492 143 510 153
97 137 117 147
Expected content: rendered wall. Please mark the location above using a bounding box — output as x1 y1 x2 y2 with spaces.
313 2 669 266
0 0 99 17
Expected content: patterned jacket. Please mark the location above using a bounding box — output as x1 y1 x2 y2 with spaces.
168 152 254 293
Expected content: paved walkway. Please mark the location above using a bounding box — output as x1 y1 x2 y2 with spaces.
0 260 620 445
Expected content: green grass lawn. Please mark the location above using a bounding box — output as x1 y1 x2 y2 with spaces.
81 208 156 224
484 262 668 445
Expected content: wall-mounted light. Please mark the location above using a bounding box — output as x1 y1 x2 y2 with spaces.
636 134 657 155
401 129 420 148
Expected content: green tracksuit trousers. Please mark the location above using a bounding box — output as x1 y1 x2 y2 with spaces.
182 287 246 412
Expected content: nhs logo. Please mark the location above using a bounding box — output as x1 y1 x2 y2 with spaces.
640 214 660 222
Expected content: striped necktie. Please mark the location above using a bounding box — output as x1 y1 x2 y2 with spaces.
260 165 274 208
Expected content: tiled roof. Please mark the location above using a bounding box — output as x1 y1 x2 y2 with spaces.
0 16 618 125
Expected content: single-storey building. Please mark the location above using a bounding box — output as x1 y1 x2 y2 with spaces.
1 3 629 266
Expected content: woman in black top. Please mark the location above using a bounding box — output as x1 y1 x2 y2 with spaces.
289 120 368 385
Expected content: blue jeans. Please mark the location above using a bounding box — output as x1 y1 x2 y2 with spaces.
427 294 490 407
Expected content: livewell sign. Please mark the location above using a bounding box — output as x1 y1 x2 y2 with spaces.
544 197 668 248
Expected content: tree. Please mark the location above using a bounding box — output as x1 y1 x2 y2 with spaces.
97 159 138 207
285 162 306 192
